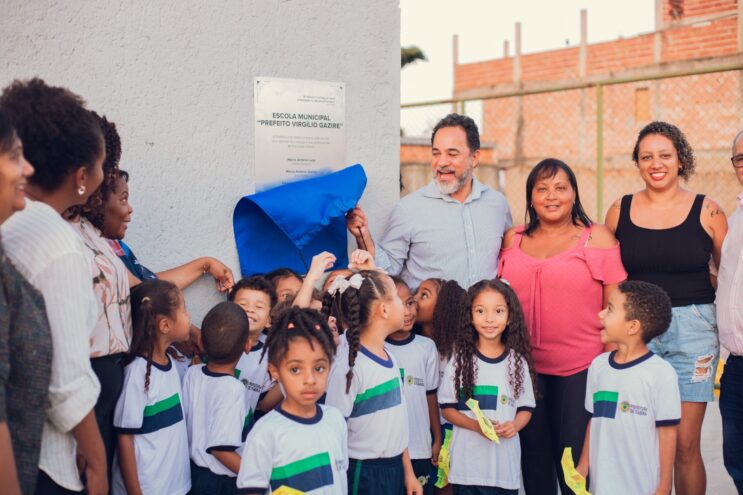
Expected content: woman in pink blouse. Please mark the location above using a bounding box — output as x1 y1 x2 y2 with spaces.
498 159 626 495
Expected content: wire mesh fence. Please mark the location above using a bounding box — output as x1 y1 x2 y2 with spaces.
401 67 743 224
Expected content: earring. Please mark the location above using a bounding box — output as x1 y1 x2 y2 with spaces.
78 185 86 196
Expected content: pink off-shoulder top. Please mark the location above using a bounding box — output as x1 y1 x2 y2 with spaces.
497 225 627 376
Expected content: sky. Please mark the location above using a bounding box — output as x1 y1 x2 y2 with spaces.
400 0 656 105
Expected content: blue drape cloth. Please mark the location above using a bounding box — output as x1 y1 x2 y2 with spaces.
232 164 367 276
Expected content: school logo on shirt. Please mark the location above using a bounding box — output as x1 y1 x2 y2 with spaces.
499 394 515 407
593 390 619 419
619 400 648 417
235 369 264 393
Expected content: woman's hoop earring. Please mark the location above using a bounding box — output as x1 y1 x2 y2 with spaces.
78 185 86 196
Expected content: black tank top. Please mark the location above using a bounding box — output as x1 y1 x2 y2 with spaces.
615 194 715 307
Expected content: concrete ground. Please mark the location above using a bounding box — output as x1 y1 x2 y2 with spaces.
700 399 736 494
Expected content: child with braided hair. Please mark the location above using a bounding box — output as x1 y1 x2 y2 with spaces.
236 307 347 494
324 270 423 495
112 279 192 495
438 279 536 495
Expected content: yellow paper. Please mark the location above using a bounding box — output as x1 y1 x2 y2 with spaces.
434 427 453 488
465 398 500 444
272 486 306 495
561 447 591 495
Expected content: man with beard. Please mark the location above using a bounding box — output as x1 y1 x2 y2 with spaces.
346 113 512 289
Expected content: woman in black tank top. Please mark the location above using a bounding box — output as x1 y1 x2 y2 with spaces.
605 121 728 495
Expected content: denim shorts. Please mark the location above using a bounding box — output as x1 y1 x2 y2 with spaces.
647 303 720 402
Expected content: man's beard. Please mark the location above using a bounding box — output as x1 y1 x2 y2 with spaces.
434 165 473 195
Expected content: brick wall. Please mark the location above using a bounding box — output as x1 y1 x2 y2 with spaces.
663 0 737 22
437 0 743 220
454 1 739 91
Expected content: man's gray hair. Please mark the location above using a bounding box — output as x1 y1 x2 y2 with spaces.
733 130 743 156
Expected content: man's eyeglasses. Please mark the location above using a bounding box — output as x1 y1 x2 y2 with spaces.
731 154 743 167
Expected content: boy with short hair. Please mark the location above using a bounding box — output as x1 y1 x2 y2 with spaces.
229 276 282 427
182 301 252 494
577 280 681 495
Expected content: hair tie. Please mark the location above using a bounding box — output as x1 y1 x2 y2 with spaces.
499 278 511 287
141 296 152 303
328 273 365 296
287 322 295 329
314 324 321 330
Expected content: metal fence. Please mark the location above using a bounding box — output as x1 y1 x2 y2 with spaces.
401 63 743 224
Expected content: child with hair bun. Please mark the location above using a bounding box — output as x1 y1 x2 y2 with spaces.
324 270 423 495
237 307 346 494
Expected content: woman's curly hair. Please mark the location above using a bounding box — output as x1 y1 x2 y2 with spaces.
432 280 465 361
67 112 122 227
454 279 537 402
0 78 103 192
632 121 696 180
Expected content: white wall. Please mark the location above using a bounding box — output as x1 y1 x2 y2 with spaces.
1 0 401 322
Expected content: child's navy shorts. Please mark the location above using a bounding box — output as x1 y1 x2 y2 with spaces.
347 454 404 495
411 458 434 495
452 485 518 495
189 461 237 495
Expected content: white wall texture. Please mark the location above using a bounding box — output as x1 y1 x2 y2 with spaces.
1 0 401 322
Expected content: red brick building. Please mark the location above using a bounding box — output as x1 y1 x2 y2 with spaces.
402 0 743 220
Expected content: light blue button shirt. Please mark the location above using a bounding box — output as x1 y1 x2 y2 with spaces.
375 178 512 289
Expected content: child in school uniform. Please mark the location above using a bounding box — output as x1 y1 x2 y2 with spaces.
230 276 282 429
182 302 252 495
576 281 681 495
439 279 536 495
112 280 192 495
386 277 441 494
414 278 465 493
237 307 347 494
324 270 423 495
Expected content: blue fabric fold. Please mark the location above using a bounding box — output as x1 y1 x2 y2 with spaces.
232 164 367 276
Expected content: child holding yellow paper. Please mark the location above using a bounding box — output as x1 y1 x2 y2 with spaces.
236 307 348 494
576 281 680 495
438 279 536 495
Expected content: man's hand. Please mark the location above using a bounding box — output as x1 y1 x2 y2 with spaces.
345 206 368 236
345 206 376 256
